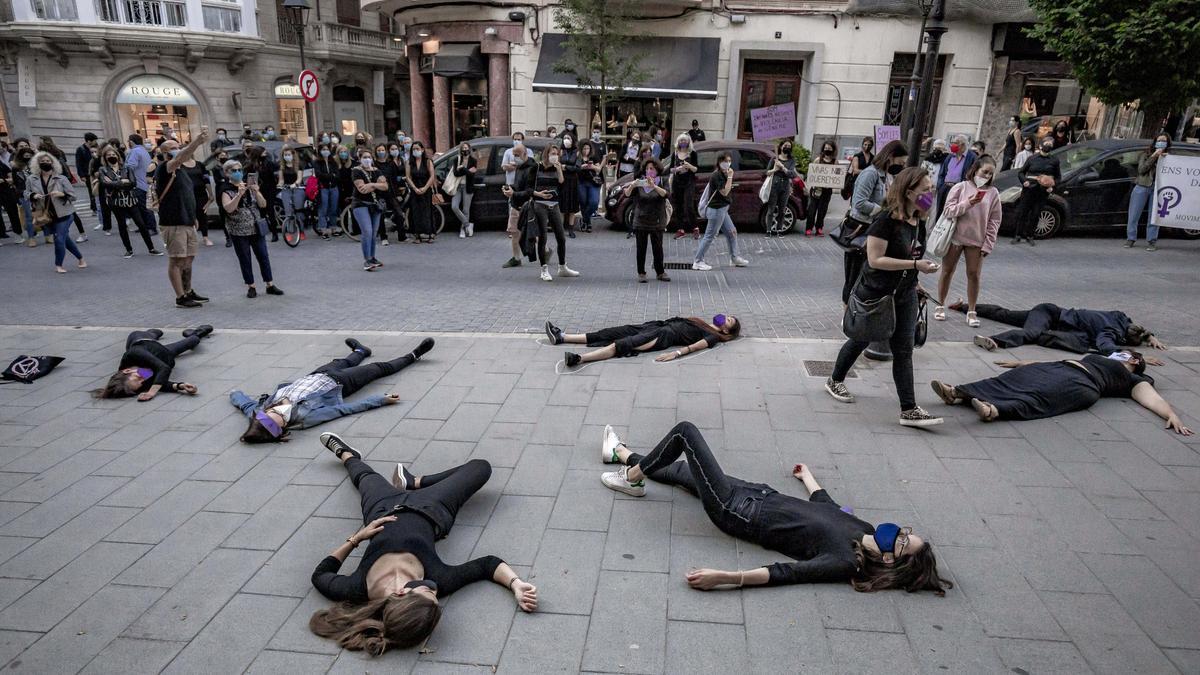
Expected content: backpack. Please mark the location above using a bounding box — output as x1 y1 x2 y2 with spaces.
304 174 319 201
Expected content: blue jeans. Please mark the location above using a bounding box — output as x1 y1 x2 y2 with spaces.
694 205 739 263
51 215 83 266
20 199 36 238
231 233 273 284
352 206 379 261
319 187 339 232
1126 184 1157 242
280 186 306 230
579 182 600 228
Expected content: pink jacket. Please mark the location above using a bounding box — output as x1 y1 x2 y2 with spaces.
943 181 1001 253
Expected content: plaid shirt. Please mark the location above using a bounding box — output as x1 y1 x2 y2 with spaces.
270 373 337 407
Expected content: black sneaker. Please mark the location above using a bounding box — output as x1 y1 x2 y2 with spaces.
265 285 284 296
345 338 372 358
503 257 522 268
544 321 564 345
369 257 384 267
225 239 233 248
320 432 361 460
412 337 435 360
564 352 581 368
363 262 375 271
149 249 164 256
186 290 209 303
176 295 201 308
247 286 257 298
123 250 134 259
182 325 214 339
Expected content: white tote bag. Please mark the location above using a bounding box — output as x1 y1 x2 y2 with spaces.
758 177 772 203
441 162 462 196
927 209 957 259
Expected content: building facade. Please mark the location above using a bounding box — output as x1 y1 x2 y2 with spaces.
0 0 403 153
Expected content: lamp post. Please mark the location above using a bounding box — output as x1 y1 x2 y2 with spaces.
901 0 936 141
283 0 316 144
906 0 946 167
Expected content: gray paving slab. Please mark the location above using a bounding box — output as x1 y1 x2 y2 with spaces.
162 593 298 675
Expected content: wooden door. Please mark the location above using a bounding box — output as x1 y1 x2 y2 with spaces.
738 61 802 140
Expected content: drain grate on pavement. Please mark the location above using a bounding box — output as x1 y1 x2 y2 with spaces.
803 359 857 378
664 261 694 270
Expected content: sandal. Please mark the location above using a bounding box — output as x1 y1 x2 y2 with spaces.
971 399 999 422
930 380 961 405
933 305 946 321
966 311 980 328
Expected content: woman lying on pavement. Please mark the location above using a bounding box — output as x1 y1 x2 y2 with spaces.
544 314 740 368
230 337 434 443
92 326 213 400
930 350 1193 434
309 433 537 655
599 421 952 594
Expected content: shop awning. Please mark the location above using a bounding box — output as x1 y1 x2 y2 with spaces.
532 33 719 99
1007 59 1075 79
419 43 485 78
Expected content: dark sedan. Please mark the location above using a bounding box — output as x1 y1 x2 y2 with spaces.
994 139 1200 239
432 136 554 226
603 141 807 233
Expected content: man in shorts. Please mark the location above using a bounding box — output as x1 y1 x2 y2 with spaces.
500 134 531 268
156 126 209 308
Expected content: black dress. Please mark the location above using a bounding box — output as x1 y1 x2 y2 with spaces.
585 318 721 357
558 147 580 215
955 354 1152 421
407 158 435 237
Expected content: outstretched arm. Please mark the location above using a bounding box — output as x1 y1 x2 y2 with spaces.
655 338 713 363
1131 382 1193 435
686 555 856 589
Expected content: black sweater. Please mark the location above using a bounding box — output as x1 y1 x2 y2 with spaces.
312 511 502 602
757 488 875 586
1018 153 1061 184
118 341 181 391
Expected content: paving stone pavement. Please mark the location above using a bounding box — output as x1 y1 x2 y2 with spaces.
2 195 1198 342
0 326 1198 674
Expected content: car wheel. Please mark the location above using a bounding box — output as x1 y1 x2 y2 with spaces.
1032 205 1064 239
759 203 797 234
622 202 636 229
1176 227 1200 240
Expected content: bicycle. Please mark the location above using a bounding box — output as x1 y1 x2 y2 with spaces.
339 200 444 241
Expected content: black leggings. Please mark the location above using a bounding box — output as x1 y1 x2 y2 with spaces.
832 287 919 410
585 323 674 357
625 421 760 537
980 302 1064 349
311 349 417 398
112 205 155 253
767 180 790 230
347 456 492 527
125 329 200 357
806 189 832 231
533 203 566 265
669 181 695 230
0 186 20 236
1013 185 1049 239
635 230 664 275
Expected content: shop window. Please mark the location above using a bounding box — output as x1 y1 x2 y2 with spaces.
335 0 358 26
883 53 945 134
591 95 674 142
203 4 241 32
31 0 77 20
738 60 802 140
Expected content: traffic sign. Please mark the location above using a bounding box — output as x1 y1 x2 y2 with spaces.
298 69 319 102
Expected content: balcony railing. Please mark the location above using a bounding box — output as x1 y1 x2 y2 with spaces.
95 0 186 27
277 17 402 53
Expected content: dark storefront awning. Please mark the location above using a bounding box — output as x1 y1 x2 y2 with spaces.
419 43 486 78
532 33 719 99
1007 59 1075 79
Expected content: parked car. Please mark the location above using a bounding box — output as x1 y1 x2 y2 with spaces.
431 136 554 226
603 141 807 232
994 139 1200 239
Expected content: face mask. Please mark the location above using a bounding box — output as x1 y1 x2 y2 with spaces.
283 153 293 162
1024 145 1033 152
218 157 228 163
265 131 276 139
592 132 601 141
403 142 413 151
973 176 990 188
887 164 903 176
135 367 153 380
360 157 373 167
822 149 833 157
645 169 657 180
390 149 400 157
512 138 522 147
719 161 731 170
339 152 349 160
949 144 961 154
632 138 640 144
679 142 690 150
356 138 366 145
144 142 154 150
403 579 438 593
1108 351 1134 363
563 138 573 148
168 149 180 158
320 149 330 158
396 132 405 141
229 170 244 182
1008 120 1017 128
38 162 53 172
376 151 387 159
1041 144 1054 153
270 401 294 422
107 157 119 164
566 123 575 131
331 136 341 145
321 135 330 144
1155 141 1168 150
217 133 227 140
655 134 662 141
915 191 935 212
713 314 727 328
549 154 559 164
413 150 423 158
874 522 901 554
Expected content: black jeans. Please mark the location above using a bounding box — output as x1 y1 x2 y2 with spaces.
1013 184 1049 239
231 233 273 285
311 349 417 398
842 249 866 304
113 205 155 253
635 230 664 275
806 189 832 232
767 181 790 230
0 186 20 236
669 181 695 230
981 302 1063 348
348 457 491 533
832 287 919 410
533 202 566 265
126 329 200 357
626 421 766 540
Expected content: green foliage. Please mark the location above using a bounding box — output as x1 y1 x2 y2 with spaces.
792 145 812 177
1026 0 1200 116
551 0 650 102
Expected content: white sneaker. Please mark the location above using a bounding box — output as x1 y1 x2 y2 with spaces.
92 223 102 230
540 265 553 282
459 229 466 238
601 466 646 497
602 424 622 464
466 223 474 237
391 462 410 490
966 311 980 328
558 264 580 277
104 230 112 236
732 256 749 267
692 260 712 271
74 235 88 243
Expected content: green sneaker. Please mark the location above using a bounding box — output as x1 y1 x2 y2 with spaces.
502 257 522 268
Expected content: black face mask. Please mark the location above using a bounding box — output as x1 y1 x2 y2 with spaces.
403 579 438 593
38 162 53 172
107 157 119 164
887 164 903 176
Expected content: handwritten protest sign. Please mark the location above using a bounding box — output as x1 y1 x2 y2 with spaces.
750 103 797 142
806 163 847 190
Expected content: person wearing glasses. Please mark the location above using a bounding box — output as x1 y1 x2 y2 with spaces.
231 337 435 443
544 314 741 369
598 422 953 594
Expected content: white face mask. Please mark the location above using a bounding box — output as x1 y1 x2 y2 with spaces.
1108 351 1134 363
719 161 731 170
283 153 293 162
973 176 989 188
360 157 373 167
563 138 573 148
270 402 294 421
413 150 423 158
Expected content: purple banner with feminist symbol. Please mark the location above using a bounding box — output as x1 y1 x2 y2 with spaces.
750 103 797 143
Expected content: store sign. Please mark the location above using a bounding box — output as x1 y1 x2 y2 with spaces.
17 57 35 108
115 75 198 105
274 83 302 98
874 125 901 149
749 103 796 142
373 70 385 106
806 162 848 190
1152 154 1200 230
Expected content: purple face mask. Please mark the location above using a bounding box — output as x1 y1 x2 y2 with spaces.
254 410 284 438
135 367 153 380
713 314 727 328
915 191 935 212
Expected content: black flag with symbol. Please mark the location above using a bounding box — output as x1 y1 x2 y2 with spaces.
1 355 65 384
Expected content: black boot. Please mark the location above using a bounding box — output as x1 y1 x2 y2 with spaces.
182 325 214 339
412 337 435 360
345 338 372 358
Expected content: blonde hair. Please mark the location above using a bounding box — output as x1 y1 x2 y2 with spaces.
30 151 62 176
674 133 691 150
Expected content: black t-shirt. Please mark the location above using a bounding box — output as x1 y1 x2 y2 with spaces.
706 170 731 209
1079 354 1153 398
630 185 667 230
662 318 721 349
856 212 925 299
351 167 382 207
154 162 195 227
668 150 698 193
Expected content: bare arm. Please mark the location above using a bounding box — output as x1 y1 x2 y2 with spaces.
166 127 208 172
655 338 712 362
1131 382 1193 435
492 562 538 612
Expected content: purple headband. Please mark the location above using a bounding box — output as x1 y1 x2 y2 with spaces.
254 410 284 438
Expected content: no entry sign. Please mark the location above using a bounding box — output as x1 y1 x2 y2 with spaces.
298 70 319 102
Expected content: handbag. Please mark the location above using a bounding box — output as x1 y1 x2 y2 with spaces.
442 162 462 196
758 177 772 203
927 189 960 258
696 183 713 219
829 215 868 250
843 289 896 342
1 355 65 384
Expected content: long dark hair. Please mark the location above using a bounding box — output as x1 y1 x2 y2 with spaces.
310 594 442 656
852 541 952 596
241 414 289 443
1147 133 1171 155
92 372 136 398
965 155 997 188
407 141 429 171
871 140 908 172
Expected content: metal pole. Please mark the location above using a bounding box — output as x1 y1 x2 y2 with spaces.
901 11 929 139
906 0 946 167
296 24 316 143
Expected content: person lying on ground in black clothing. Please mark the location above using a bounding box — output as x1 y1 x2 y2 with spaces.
954 300 1166 362
544 314 740 368
930 350 1192 434
309 433 538 656
598 422 952 594
92 326 213 401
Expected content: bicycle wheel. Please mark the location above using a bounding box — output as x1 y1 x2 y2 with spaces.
282 215 301 247
340 206 360 242
433 204 446 235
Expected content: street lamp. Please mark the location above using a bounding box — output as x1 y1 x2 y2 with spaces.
906 0 947 167
901 0 936 141
283 0 316 143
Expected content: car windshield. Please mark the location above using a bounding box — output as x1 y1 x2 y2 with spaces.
1054 145 1105 174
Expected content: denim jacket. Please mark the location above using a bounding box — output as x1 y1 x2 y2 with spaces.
229 383 388 429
